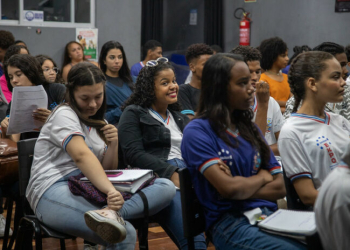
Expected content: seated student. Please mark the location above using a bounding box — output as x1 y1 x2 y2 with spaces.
314 144 350 250
345 44 350 85
284 42 350 121
181 53 306 250
130 40 162 77
1 54 66 141
62 41 99 82
14 40 27 47
281 45 311 74
231 45 284 156
26 62 176 249
259 37 292 112
0 45 29 104
118 58 206 249
36 55 64 84
99 41 134 125
279 51 350 207
178 43 213 118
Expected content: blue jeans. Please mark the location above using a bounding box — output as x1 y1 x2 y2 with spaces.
154 158 206 250
210 207 307 250
35 169 176 250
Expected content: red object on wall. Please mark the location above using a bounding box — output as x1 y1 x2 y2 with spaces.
239 12 251 46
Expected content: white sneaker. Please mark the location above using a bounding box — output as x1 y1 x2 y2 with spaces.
0 214 13 237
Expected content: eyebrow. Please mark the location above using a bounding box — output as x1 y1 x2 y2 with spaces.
238 76 250 81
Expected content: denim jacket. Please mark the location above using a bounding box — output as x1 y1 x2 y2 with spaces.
118 104 190 179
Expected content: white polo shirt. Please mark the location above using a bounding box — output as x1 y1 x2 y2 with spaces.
278 112 350 189
252 96 284 145
26 105 106 212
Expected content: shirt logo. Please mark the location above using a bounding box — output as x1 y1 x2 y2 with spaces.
316 136 337 167
266 118 272 134
218 149 233 166
252 150 261 174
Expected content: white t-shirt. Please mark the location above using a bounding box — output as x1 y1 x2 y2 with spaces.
149 109 183 160
315 164 350 250
252 96 284 145
278 112 350 189
26 105 107 212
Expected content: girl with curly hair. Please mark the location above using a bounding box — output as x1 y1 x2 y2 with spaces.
118 58 206 249
259 37 292 112
279 51 350 207
181 53 305 249
99 41 134 125
35 54 64 84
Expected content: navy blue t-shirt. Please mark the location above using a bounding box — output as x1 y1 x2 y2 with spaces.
181 118 281 230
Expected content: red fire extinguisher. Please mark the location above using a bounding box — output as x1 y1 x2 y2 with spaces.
235 8 251 46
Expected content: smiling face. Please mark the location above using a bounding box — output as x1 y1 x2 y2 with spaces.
314 58 346 104
104 48 123 76
7 66 34 88
68 42 84 62
153 68 178 108
227 61 254 111
42 59 57 83
73 83 104 119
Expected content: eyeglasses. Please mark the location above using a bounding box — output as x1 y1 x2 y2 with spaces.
146 57 169 67
43 67 59 74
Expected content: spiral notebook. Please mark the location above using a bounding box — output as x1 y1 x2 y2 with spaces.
258 209 316 239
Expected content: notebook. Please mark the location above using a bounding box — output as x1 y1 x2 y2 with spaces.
258 209 317 238
80 169 154 193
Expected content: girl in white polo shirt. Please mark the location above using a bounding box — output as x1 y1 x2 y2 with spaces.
279 51 350 207
26 62 176 249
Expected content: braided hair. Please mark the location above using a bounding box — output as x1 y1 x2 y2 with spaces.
313 42 344 56
197 53 271 169
288 51 334 113
288 45 311 65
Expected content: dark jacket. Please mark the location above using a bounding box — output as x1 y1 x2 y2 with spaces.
118 104 190 179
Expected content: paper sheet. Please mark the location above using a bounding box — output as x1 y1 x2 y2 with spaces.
7 85 48 135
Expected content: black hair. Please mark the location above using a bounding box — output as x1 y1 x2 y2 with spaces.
210 44 223 53
4 54 47 92
259 37 288 70
99 40 133 84
62 41 86 68
345 44 350 62
230 45 261 62
35 54 64 84
197 53 271 168
14 40 26 47
122 61 180 111
313 42 345 56
4 45 30 63
288 45 312 65
0 30 15 50
142 40 162 60
65 62 108 144
185 43 214 64
288 51 334 113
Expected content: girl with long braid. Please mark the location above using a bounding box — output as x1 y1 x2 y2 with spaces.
181 53 306 250
279 51 350 207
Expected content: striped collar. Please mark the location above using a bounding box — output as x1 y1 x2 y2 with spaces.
250 95 258 112
140 61 144 67
226 128 240 137
149 108 170 124
291 112 330 125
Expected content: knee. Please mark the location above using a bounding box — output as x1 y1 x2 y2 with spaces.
155 178 176 197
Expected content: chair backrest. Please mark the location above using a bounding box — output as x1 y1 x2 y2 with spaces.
178 168 206 238
17 138 37 215
282 170 312 211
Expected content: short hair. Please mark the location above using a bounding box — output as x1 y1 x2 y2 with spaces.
345 44 350 62
185 43 214 64
259 37 288 70
313 42 345 56
210 44 223 53
230 45 261 63
4 45 29 63
142 40 162 60
288 45 312 65
14 40 26 46
0 30 15 50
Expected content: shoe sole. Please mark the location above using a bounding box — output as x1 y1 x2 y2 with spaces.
84 211 126 244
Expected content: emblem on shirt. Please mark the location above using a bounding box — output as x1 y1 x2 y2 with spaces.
218 149 233 166
266 118 272 134
252 150 261 174
316 136 337 168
